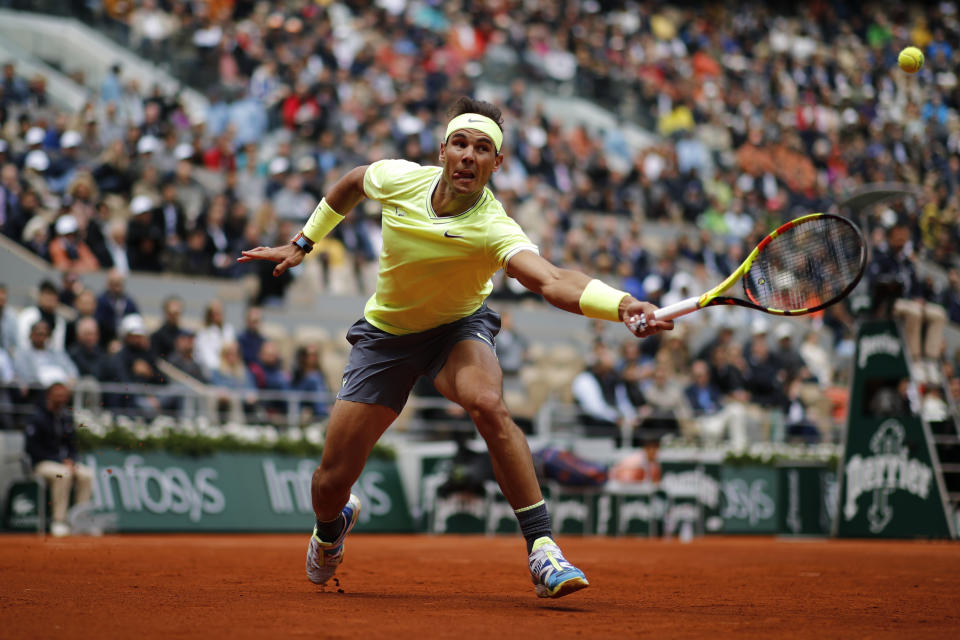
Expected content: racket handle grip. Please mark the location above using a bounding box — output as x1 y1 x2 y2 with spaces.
627 296 701 333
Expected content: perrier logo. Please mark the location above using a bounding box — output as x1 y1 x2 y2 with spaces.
843 419 934 533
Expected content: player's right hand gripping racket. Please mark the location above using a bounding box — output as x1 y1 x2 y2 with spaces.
628 213 868 332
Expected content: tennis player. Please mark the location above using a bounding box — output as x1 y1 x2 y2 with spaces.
238 97 673 598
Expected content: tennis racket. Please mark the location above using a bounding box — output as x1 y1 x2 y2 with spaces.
628 213 867 332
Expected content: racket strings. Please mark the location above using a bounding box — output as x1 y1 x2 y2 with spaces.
745 217 864 311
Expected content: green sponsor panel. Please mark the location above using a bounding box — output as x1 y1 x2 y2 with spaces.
660 457 723 534
777 464 836 536
81 450 413 532
610 489 660 536
836 321 955 539
3 480 45 531
720 465 779 533
548 484 603 535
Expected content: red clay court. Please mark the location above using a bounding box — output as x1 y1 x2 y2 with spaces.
2 534 959 639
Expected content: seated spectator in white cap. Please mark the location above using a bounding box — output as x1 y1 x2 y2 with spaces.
46 130 82 193
48 214 100 273
126 194 165 272
24 378 94 537
772 322 807 382
22 150 51 198
101 313 166 414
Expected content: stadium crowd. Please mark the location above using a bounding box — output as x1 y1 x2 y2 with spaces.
0 0 959 445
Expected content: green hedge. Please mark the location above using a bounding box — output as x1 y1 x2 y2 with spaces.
76 424 396 460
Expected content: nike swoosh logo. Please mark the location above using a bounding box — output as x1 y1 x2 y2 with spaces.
466 118 486 123
444 230 464 238
475 332 492 345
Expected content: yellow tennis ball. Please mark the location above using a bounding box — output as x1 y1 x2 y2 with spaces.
898 46 924 73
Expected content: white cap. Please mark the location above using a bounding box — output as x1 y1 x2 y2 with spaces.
120 313 148 337
130 194 154 215
268 156 290 175
751 317 770 335
671 271 695 292
642 274 663 295
25 126 45 146
55 214 79 236
24 150 49 172
60 130 82 149
137 135 161 154
173 142 195 160
775 323 793 340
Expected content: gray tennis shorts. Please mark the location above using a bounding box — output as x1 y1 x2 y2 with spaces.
337 305 501 413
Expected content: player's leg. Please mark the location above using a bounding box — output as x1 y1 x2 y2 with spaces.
305 399 396 585
433 339 589 598
312 399 396 520
432 339 540 508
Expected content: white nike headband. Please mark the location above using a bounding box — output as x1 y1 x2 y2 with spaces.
444 113 503 153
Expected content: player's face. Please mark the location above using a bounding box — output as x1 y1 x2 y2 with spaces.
440 129 503 195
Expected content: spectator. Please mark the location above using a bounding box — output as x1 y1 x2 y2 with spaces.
101 314 166 415
745 329 787 408
48 214 100 273
166 329 205 381
291 343 330 420
940 268 960 325
195 299 235 377
17 280 67 352
246 340 290 420
156 178 188 253
103 218 130 275
571 343 640 442
771 323 807 382
209 340 258 422
684 360 747 450
150 295 184 361
495 309 529 378
639 363 687 442
236 305 265 366
24 379 94 537
0 343 13 429
68 317 109 379
0 283 17 353
94 268 139 346
13 319 78 388
126 194 164 272
783 378 822 444
799 331 834 388
64 288 97 349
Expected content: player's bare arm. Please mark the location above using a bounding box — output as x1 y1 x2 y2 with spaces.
237 165 370 276
505 249 674 338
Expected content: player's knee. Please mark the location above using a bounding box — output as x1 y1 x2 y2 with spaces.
312 466 349 497
464 390 509 424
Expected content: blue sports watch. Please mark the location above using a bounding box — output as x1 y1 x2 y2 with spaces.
291 231 314 254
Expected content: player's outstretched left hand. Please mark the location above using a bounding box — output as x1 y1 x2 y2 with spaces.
622 299 674 338
237 243 305 277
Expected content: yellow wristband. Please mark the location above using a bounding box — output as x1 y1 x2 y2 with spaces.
302 198 345 242
579 279 628 322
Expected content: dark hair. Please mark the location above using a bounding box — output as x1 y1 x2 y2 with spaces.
38 280 58 295
447 96 504 132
